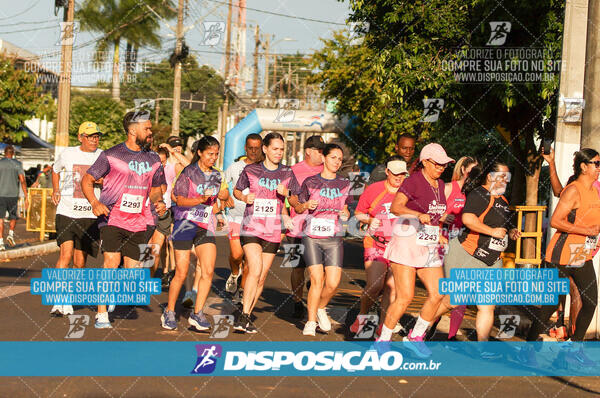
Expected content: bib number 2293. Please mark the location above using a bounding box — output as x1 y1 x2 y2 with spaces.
120 193 143 214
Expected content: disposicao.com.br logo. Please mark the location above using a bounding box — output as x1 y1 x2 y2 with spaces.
191 344 441 375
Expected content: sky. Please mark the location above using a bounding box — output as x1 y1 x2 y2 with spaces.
0 0 352 89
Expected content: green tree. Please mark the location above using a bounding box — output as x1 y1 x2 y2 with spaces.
0 55 42 143
312 0 564 259
69 95 126 149
122 56 224 143
76 0 175 101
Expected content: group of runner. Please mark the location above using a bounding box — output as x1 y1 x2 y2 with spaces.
48 112 599 362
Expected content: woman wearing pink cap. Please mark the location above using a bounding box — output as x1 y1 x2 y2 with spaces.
378 143 454 358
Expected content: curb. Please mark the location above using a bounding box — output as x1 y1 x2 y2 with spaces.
0 241 59 260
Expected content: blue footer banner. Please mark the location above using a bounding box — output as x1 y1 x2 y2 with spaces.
2 341 600 376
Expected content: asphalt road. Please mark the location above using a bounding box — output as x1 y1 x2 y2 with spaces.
1 236 599 397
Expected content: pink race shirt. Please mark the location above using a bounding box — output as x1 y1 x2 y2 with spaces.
87 143 166 233
287 160 323 238
235 162 300 243
355 180 398 243
172 163 225 232
298 174 352 239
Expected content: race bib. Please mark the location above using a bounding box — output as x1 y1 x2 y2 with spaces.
309 217 336 237
585 235 599 251
119 193 143 214
416 225 439 246
253 198 277 218
187 205 212 224
489 235 509 251
71 198 92 215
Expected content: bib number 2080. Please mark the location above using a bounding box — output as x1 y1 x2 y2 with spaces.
120 193 143 214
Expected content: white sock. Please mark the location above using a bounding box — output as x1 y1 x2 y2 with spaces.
412 316 430 337
8 230 13 236
0 238 4 244
379 325 393 341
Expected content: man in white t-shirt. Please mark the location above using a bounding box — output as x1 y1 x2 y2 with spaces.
49 121 103 317
223 133 263 299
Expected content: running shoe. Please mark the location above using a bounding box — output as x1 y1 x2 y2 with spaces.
232 288 243 305
292 301 305 319
514 345 538 368
303 321 317 336
95 312 112 329
234 313 249 332
188 311 211 331
480 349 502 360
557 346 597 368
50 305 63 317
245 317 258 334
225 273 240 293
161 270 175 288
161 310 177 330
403 329 432 358
372 322 402 339
62 305 74 315
317 308 331 332
0 243 5 251
182 290 196 309
6 234 15 247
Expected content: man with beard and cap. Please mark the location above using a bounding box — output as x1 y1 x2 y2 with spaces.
81 110 167 329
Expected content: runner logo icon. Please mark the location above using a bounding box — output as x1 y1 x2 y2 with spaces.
210 315 234 339
420 99 444 123
354 314 379 339
191 344 222 374
280 244 305 268
486 22 511 46
497 315 520 339
65 315 89 339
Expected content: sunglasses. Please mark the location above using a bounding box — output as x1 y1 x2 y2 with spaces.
83 134 100 140
426 159 448 169
586 160 600 168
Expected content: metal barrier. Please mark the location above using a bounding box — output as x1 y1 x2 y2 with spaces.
26 188 56 241
514 205 547 266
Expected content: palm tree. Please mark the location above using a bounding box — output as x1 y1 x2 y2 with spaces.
76 0 175 101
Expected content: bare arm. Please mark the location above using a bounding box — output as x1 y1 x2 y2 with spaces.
51 171 60 205
82 173 108 216
150 186 166 215
462 213 506 238
542 149 563 197
551 185 600 235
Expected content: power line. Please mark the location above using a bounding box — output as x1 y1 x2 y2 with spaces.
203 0 346 26
0 0 42 21
0 24 58 35
1 18 59 26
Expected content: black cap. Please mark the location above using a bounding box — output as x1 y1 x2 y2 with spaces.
304 135 325 150
166 136 183 147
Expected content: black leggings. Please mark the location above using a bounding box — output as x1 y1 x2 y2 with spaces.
526 260 598 341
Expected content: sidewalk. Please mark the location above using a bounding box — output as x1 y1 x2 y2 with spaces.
0 219 58 260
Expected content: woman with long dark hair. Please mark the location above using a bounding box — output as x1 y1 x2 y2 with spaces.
161 136 229 331
522 148 600 364
233 132 299 333
293 143 352 336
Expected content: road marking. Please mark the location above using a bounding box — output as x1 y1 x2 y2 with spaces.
0 285 30 299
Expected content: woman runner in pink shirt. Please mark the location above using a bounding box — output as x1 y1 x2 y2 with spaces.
233 133 299 333
293 143 351 336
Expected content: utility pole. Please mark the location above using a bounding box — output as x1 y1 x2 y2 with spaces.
171 0 185 137
287 61 291 95
54 0 75 158
581 0 600 147
273 54 277 98
219 0 233 169
263 35 270 97
252 24 259 98
155 95 160 124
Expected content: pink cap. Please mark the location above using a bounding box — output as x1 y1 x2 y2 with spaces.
419 143 455 164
